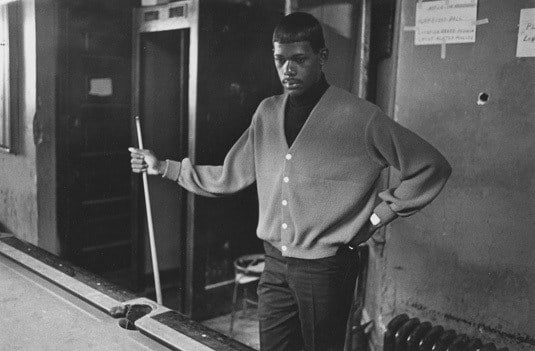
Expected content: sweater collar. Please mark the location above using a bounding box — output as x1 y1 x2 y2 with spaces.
279 85 336 151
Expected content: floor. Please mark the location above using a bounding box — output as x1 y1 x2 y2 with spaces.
202 308 260 350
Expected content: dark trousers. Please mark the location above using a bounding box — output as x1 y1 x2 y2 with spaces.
258 242 359 351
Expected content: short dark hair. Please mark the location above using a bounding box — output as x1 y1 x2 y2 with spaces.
272 12 326 53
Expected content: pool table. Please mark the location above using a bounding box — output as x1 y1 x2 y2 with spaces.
0 234 254 351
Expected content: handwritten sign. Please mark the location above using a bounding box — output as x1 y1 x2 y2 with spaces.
517 8 535 57
415 0 478 45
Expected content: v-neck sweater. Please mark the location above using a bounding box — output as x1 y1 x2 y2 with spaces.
285 74 329 147
163 86 452 259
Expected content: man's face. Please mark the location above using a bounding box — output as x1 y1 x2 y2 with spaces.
273 41 327 97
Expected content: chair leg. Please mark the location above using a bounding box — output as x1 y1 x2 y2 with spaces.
229 281 239 336
242 288 248 316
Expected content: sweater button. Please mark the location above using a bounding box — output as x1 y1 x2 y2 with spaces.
282 200 288 206
283 177 289 183
281 245 287 251
282 223 288 229
285 154 292 160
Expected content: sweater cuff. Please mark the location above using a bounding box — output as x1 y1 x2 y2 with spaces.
162 160 181 181
373 201 398 227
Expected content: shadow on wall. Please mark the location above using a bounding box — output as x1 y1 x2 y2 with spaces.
299 1 358 91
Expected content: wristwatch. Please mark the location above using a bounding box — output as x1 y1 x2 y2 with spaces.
370 213 381 226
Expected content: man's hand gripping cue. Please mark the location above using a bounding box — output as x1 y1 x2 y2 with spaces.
129 147 166 175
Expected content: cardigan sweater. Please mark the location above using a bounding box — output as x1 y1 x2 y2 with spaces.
163 86 452 259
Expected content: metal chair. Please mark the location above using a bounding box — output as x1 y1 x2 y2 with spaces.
229 253 265 336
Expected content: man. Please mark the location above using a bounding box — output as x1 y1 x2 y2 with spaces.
130 12 451 351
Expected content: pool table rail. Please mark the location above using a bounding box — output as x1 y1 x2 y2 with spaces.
0 233 255 351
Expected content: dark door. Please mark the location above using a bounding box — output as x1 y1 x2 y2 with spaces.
56 0 138 289
188 1 283 320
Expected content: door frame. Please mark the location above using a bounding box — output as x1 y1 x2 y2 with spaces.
131 0 199 315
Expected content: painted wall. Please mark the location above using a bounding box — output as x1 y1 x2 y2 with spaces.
0 0 38 244
367 1 535 350
0 0 59 254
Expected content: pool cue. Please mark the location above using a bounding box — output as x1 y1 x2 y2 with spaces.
135 116 163 305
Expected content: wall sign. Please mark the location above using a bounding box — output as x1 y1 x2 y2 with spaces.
404 0 488 59
414 0 478 45
516 8 535 58
89 78 113 97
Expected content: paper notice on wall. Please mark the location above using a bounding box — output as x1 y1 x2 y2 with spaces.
415 0 478 45
89 78 113 97
517 8 535 57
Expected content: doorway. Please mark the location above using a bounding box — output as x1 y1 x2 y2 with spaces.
134 28 190 309
132 1 284 324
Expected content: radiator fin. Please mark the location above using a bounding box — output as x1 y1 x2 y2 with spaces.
384 314 509 351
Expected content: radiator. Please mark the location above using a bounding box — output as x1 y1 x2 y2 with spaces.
383 314 509 351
